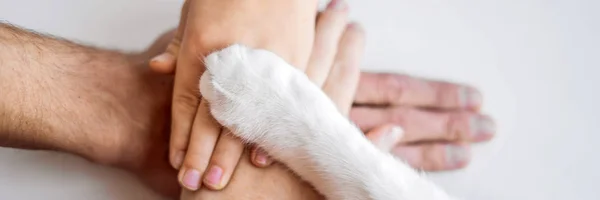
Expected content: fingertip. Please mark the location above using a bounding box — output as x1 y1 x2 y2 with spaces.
326 0 348 11
251 147 273 167
201 130 245 190
460 86 483 110
171 150 185 170
346 22 365 34
149 52 176 74
366 125 404 151
470 115 496 142
203 165 225 190
178 167 201 191
444 144 471 169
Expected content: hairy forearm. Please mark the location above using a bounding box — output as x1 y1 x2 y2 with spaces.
0 22 143 163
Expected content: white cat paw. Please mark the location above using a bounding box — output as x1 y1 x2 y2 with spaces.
199 44 314 143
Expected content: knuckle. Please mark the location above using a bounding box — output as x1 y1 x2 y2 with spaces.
212 147 243 164
445 113 470 141
434 83 460 107
389 107 410 125
377 74 409 104
173 92 200 111
167 40 181 56
183 150 211 168
180 30 218 58
421 145 447 171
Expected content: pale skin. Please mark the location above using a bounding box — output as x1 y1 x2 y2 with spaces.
0 11 494 200
151 0 496 193
182 16 364 200
148 0 321 191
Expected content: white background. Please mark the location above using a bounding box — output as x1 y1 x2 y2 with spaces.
1 0 599 199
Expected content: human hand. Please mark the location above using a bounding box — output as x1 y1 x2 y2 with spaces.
349 73 495 171
151 0 495 193
111 30 181 198
148 0 322 191
181 4 365 200
251 75 495 172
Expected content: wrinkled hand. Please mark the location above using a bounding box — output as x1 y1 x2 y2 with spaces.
250 71 496 172
352 73 495 171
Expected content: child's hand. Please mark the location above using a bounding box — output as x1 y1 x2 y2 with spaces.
148 0 327 191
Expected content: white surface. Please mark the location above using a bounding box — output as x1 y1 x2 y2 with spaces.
1 0 598 199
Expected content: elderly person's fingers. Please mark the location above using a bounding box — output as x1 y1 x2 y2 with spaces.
365 126 471 171
354 73 483 110
351 107 495 142
393 143 471 171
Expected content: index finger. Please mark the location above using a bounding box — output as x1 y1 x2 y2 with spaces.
354 73 483 110
168 35 207 169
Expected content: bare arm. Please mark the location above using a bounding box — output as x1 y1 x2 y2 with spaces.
0 22 167 166
0 23 317 198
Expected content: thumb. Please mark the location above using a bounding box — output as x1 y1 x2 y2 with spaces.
149 0 189 74
149 38 180 74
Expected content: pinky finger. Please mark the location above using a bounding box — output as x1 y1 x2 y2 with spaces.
392 143 471 171
250 146 274 168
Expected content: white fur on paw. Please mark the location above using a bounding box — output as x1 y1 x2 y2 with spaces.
200 44 335 144
199 44 456 200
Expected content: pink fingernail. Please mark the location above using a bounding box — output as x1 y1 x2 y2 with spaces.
445 146 469 167
327 0 347 10
378 126 404 151
255 150 269 165
150 52 173 63
459 87 483 108
171 150 184 169
182 169 201 190
204 166 223 187
470 116 496 139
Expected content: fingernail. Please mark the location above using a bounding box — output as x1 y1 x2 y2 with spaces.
255 149 269 166
445 146 469 167
470 116 496 139
204 166 223 188
327 0 347 10
347 23 364 31
181 168 201 190
378 126 404 151
150 52 173 63
171 151 184 169
459 87 483 109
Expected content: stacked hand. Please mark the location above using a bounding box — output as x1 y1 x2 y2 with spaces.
146 0 495 193
0 2 495 199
